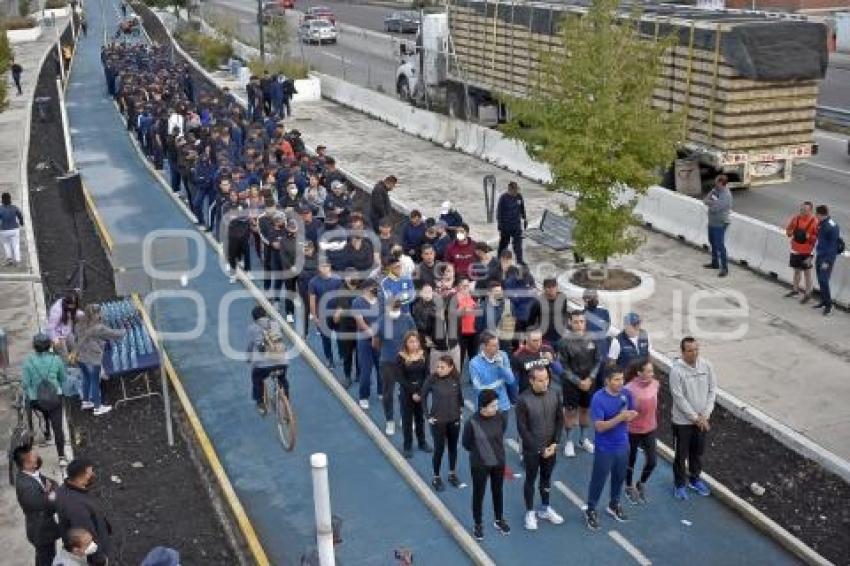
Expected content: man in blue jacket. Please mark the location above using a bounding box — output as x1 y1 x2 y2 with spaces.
813 204 841 316
496 181 528 264
374 299 416 436
470 332 518 414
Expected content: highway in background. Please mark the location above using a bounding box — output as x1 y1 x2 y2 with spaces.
205 0 850 231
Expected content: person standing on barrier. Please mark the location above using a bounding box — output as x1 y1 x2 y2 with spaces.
496 181 527 265
784 201 818 304
813 204 842 317
703 175 732 278
670 337 716 500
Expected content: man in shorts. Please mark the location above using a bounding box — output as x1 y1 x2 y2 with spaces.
784 201 818 303
556 310 602 458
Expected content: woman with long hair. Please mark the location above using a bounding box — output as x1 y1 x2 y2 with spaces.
47 292 83 349
74 304 126 416
623 358 659 504
397 331 432 458
421 355 463 492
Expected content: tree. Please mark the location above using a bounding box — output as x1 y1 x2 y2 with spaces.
0 25 12 112
502 0 682 263
265 16 289 60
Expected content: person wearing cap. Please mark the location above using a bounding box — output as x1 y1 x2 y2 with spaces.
608 313 651 373
309 259 343 368
496 181 528 265
402 209 427 262
354 279 383 409
370 175 397 230
380 256 415 313
140 546 181 566
374 299 417 435
446 223 477 280
528 278 570 346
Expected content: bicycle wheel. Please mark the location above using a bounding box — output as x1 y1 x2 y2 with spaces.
263 376 275 415
275 388 297 451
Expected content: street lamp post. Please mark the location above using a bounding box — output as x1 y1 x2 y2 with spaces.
257 0 266 64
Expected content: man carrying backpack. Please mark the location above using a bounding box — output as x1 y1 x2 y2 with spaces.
246 306 289 415
813 205 843 317
784 201 819 304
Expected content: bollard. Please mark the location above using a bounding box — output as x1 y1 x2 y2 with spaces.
311 453 335 566
483 174 496 223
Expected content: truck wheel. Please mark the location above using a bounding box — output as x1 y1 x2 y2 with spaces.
397 76 411 101
447 89 465 120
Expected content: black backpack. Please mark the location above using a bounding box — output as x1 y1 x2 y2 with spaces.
792 217 814 245
837 236 846 256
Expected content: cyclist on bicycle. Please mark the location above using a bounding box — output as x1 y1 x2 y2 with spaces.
247 306 289 416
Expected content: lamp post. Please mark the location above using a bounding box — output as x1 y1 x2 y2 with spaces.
257 0 266 64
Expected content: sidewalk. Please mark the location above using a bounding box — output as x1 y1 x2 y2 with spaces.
0 18 70 565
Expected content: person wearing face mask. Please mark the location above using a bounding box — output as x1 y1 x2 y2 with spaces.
52 527 99 565
56 458 114 563
279 182 302 211
373 299 416 436
353 279 382 409
14 444 60 566
445 223 477 280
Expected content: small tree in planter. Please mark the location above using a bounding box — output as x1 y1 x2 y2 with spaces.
502 0 681 277
266 16 289 60
0 26 11 112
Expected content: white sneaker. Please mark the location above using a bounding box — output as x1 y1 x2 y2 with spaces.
537 506 564 525
93 405 113 416
229 275 237 284
358 399 370 410
286 314 294 323
81 401 95 410
580 438 595 454
564 440 576 458
385 421 395 436
524 510 538 531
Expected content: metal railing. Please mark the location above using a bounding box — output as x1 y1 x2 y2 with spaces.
816 105 850 129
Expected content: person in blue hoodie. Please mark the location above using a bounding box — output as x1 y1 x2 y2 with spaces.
813 204 841 316
374 299 416 435
470 332 517 415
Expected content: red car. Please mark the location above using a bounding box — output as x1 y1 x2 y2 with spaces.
304 6 336 25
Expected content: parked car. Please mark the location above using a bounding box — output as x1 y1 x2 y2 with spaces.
304 6 335 25
298 19 338 44
384 11 419 34
262 2 287 24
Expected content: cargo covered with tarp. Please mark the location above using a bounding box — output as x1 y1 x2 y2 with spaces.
447 0 828 152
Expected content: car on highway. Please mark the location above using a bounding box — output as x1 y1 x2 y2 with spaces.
297 19 338 44
383 11 419 34
303 6 336 25
261 2 287 25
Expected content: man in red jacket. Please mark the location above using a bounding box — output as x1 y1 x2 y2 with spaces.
445 223 477 280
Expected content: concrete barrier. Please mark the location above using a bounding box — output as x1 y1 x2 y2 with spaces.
7 25 43 43
637 186 709 247
726 216 771 271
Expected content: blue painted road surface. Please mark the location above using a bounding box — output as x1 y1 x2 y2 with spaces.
63 1 801 564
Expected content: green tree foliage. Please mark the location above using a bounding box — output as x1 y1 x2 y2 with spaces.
265 16 289 59
0 26 11 112
502 0 682 263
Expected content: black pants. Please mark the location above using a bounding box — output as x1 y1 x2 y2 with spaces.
336 336 356 381
431 421 460 476
399 392 425 450
29 401 64 459
227 234 248 271
34 542 56 566
13 73 22 95
522 451 556 510
471 465 504 525
458 334 478 371
498 229 524 264
380 361 398 420
626 430 658 486
672 424 705 487
251 365 289 404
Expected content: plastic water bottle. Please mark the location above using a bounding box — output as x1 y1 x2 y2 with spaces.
130 343 138 369
120 338 129 371
111 343 119 372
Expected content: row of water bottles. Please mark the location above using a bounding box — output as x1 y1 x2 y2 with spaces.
102 299 155 372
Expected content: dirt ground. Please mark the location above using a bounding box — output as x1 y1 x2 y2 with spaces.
26 31 239 565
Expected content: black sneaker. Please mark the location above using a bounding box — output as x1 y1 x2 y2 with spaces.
702 263 719 269
418 441 433 453
493 519 511 535
448 473 461 488
402 447 413 459
784 289 800 298
432 476 445 492
624 485 640 505
606 503 629 522
473 524 484 541
811 302 825 309
585 508 600 530
718 269 728 278
636 482 648 504
823 306 833 316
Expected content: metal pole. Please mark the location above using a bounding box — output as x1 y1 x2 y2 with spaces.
311 453 335 566
56 78 75 171
257 0 266 64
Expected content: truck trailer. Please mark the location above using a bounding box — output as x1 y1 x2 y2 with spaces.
395 1 829 189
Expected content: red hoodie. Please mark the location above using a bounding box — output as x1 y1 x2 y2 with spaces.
446 239 477 279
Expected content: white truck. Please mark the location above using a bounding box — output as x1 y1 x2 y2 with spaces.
396 2 828 190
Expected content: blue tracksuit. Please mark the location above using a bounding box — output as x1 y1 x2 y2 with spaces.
815 216 841 308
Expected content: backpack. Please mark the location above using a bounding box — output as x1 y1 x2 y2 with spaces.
838 236 846 256
36 377 60 412
792 217 814 245
258 320 285 355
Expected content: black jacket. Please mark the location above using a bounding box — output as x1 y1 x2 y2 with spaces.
370 181 391 226
15 471 60 546
462 412 506 468
516 387 563 454
56 482 113 558
557 331 601 386
421 374 463 424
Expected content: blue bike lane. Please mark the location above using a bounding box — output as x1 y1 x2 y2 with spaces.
63 1 802 564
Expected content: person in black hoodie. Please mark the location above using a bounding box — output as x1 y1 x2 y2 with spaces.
56 458 112 564
332 271 360 386
411 283 437 354
397 331 433 459
421 355 464 492
296 240 317 335
462 389 510 541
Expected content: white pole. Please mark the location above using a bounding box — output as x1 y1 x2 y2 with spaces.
56 78 75 171
310 453 335 566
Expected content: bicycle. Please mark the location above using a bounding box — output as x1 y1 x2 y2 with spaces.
263 369 297 451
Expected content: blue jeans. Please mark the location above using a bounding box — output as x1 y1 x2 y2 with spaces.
192 188 212 226
357 339 382 400
707 224 728 270
587 447 629 512
79 362 102 408
816 256 834 307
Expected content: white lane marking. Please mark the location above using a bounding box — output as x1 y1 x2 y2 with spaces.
318 50 345 62
609 531 653 566
505 438 521 452
553 480 586 510
800 161 850 177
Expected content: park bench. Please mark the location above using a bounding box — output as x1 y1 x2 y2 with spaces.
525 210 575 251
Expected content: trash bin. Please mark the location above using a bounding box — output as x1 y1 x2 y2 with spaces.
674 159 702 197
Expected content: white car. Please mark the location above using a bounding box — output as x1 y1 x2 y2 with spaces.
298 19 338 45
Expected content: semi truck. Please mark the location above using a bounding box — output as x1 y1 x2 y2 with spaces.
395 1 829 189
